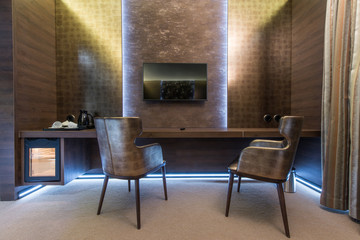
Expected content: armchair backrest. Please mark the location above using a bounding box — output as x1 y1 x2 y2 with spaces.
279 116 303 161
237 116 303 181
95 117 148 177
275 116 304 180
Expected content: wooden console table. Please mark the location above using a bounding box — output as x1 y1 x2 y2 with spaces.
19 128 321 186
20 128 320 139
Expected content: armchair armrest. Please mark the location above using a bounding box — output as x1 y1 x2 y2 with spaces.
249 139 285 148
238 146 291 181
138 143 164 169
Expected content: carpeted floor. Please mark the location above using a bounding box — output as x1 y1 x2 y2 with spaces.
0 178 359 240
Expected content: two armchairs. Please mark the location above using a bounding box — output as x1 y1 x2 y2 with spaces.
94 116 303 237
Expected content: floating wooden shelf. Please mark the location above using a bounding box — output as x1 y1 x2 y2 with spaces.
20 128 320 139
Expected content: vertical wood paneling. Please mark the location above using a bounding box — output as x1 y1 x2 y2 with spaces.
0 0 15 200
228 0 292 128
13 0 57 187
123 0 227 128
291 0 326 129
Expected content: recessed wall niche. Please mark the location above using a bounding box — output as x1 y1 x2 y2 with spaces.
56 0 122 119
122 0 227 128
228 0 292 128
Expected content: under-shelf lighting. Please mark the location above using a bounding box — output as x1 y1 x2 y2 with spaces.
296 176 322 193
18 185 44 199
77 173 230 179
77 173 322 194
77 173 252 181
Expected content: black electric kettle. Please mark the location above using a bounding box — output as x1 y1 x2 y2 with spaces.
77 110 94 129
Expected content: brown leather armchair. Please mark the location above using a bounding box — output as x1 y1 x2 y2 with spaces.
225 116 303 238
95 117 168 229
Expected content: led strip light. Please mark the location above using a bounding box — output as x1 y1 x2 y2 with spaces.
18 185 44 198
296 176 322 193
18 174 322 198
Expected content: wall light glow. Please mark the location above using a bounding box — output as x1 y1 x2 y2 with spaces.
224 0 228 127
122 0 129 117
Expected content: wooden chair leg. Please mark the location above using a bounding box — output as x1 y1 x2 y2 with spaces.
277 183 290 238
135 179 141 229
237 175 241 192
225 172 234 217
128 180 131 192
97 175 109 215
161 165 168 200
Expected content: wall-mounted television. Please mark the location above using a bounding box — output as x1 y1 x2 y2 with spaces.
143 63 207 101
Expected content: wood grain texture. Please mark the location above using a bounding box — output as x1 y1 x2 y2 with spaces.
291 0 326 129
19 128 321 139
63 138 91 184
228 0 292 128
13 0 57 189
0 0 15 201
136 138 253 173
19 129 320 178
123 0 227 128
137 137 320 174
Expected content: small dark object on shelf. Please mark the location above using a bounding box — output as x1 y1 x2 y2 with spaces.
66 114 76 122
180 128 186 130
263 114 272 123
274 114 282 122
78 110 95 129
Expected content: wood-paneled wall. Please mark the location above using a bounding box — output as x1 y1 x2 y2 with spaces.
0 0 15 201
122 0 227 128
291 0 326 129
228 0 292 128
13 0 57 130
11 0 56 197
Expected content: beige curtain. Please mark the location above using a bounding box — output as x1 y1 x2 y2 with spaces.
321 0 360 220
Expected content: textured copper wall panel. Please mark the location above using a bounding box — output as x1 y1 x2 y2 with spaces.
123 0 227 128
228 0 291 128
56 0 122 119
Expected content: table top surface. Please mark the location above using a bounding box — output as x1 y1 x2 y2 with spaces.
19 128 321 138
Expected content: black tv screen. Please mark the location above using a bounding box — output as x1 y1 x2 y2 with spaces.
143 63 207 101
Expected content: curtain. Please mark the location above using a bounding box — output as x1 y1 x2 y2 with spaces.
349 0 360 220
321 0 360 220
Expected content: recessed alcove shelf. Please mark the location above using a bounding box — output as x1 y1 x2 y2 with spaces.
19 128 321 185
20 128 320 139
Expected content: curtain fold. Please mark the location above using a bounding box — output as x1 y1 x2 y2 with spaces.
349 0 360 220
321 0 360 221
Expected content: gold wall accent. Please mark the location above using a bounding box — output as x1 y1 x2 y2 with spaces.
228 0 291 127
56 0 122 119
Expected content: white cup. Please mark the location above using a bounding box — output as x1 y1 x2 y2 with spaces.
51 121 62 128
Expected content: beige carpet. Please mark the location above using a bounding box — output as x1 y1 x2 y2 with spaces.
0 178 359 240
